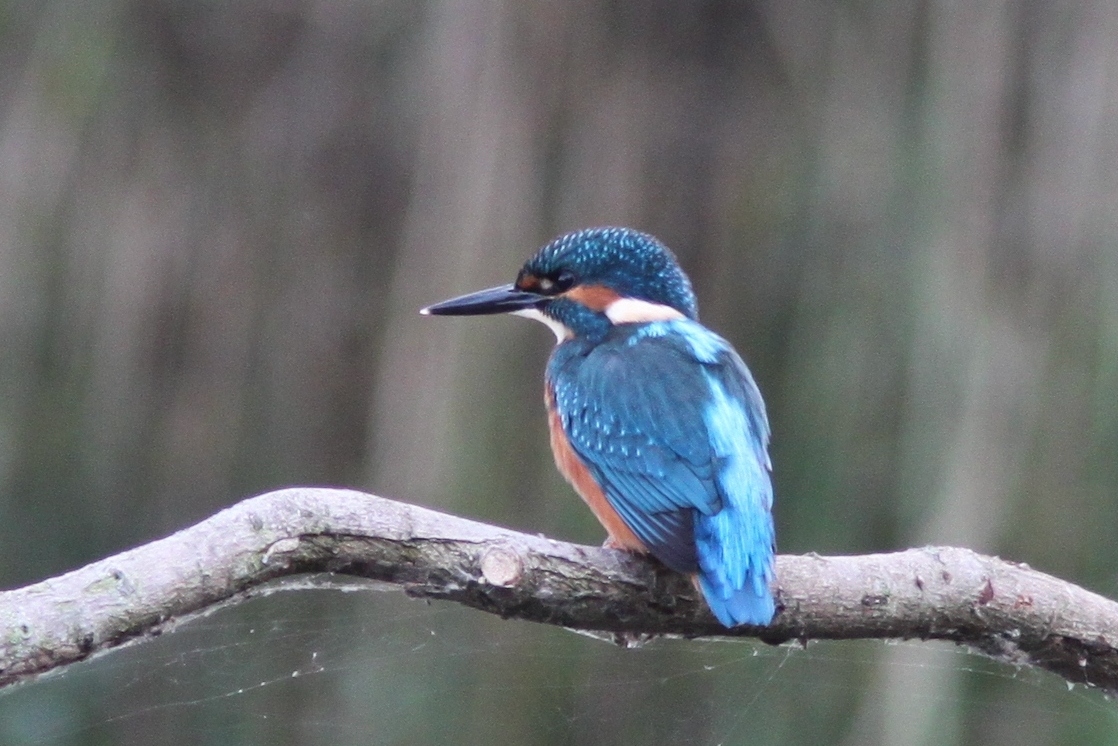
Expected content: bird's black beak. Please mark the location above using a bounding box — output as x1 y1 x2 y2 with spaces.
421 283 542 316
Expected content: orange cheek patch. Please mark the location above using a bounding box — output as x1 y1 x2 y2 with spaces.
516 273 540 291
545 385 648 553
564 284 623 312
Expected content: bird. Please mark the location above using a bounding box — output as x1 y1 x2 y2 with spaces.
421 227 775 626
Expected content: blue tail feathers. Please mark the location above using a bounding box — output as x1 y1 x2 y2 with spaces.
697 571 775 627
694 505 775 627
692 361 775 627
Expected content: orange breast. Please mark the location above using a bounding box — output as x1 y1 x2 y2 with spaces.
545 385 648 554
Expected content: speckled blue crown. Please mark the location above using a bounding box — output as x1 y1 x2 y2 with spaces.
526 228 699 320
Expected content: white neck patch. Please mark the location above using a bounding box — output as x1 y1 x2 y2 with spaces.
511 308 573 343
605 297 686 324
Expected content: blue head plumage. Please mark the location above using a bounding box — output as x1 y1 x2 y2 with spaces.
521 227 699 320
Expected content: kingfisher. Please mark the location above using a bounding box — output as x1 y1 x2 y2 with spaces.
422 227 775 626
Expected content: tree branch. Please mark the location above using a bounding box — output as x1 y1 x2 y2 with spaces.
2 488 1116 695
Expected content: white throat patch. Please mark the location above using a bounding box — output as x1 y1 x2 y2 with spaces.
605 297 686 324
511 308 573 343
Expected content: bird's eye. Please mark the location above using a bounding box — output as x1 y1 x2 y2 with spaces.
555 270 576 292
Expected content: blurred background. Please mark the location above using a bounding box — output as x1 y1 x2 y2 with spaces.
1 1 1118 744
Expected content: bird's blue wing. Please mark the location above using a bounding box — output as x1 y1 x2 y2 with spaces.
548 319 775 625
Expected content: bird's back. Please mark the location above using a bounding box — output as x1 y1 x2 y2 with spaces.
546 318 775 626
